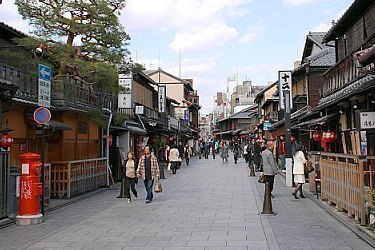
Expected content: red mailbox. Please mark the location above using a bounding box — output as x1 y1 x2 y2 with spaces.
16 152 43 225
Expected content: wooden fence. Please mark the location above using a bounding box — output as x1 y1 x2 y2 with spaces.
308 152 375 225
50 158 107 198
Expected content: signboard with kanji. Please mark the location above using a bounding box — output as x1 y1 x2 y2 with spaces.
38 64 52 107
158 84 166 113
278 70 293 109
359 111 375 130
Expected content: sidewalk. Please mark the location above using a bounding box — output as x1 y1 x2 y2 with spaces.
0 154 373 249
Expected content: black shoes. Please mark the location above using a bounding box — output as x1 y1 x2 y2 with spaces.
292 192 299 199
300 193 306 198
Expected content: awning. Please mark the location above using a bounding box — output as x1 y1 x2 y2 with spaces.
240 130 253 135
217 130 233 135
46 120 72 130
126 125 147 135
231 129 242 135
26 115 72 130
292 113 337 129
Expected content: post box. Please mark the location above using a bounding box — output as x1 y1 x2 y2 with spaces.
16 152 43 225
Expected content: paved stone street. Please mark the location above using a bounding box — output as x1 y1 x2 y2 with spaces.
0 154 373 250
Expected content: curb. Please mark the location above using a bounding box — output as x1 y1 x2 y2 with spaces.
278 170 375 248
0 183 120 230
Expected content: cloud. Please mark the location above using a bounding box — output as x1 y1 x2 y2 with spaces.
311 22 330 32
0 2 31 34
283 0 315 5
170 23 238 52
239 20 266 43
122 0 252 52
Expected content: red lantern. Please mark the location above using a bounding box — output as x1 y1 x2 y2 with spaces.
0 133 14 148
322 131 335 143
313 129 322 142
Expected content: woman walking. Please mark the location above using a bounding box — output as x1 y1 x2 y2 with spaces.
169 145 180 174
123 151 138 203
184 144 192 165
221 141 229 162
292 143 307 199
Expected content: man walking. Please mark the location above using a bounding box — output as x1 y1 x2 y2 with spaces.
261 141 278 198
137 145 160 203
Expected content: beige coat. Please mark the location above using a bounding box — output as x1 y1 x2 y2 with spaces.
169 148 180 162
293 151 306 175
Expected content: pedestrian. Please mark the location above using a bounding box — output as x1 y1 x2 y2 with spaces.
292 143 307 199
199 141 204 159
211 142 216 159
169 145 180 174
123 151 138 203
177 142 184 169
221 141 229 162
165 145 170 171
137 145 160 203
247 139 255 175
261 141 278 198
184 144 192 165
278 136 286 172
232 142 242 164
254 138 263 171
204 142 210 159
243 141 249 163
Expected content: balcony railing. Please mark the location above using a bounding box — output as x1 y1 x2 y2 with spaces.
117 108 135 118
265 111 278 122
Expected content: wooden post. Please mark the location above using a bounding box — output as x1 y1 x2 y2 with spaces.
67 163 71 198
359 159 366 225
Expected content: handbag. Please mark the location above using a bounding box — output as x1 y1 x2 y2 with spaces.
178 157 182 163
154 182 163 193
258 173 266 183
304 160 315 174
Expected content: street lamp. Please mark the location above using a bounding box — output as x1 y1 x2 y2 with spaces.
102 107 112 187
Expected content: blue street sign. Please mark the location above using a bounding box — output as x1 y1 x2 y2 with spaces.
34 107 51 125
38 64 51 81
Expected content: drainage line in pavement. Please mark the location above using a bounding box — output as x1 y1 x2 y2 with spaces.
278 171 375 249
0 185 119 230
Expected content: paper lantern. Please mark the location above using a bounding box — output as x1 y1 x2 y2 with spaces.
322 131 335 143
313 130 322 142
0 133 14 148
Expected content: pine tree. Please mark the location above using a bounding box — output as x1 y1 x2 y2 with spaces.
15 0 130 92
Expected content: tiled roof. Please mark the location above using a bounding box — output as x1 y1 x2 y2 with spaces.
317 74 375 109
304 47 336 67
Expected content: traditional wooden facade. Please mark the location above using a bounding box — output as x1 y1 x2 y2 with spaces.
304 0 375 226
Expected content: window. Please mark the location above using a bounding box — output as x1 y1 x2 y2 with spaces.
1 66 6 79
78 121 88 134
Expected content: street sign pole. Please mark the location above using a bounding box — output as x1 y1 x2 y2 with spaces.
34 107 51 216
41 125 45 215
284 90 293 187
279 70 293 187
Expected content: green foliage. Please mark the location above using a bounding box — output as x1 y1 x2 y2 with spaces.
87 108 108 128
77 61 120 93
14 0 131 88
113 112 127 126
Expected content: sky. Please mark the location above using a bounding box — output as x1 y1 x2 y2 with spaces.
0 0 354 114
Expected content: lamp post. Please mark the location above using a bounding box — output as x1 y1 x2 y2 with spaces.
102 107 112 187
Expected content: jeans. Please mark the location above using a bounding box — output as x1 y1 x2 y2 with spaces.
143 179 154 201
279 154 286 170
